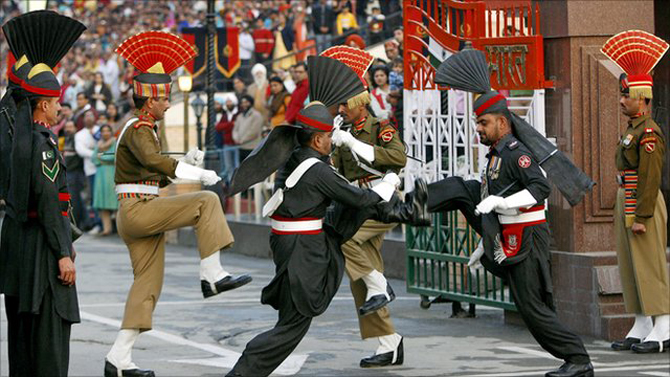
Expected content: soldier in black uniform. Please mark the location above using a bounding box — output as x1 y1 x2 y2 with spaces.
426 47 594 377
0 11 86 376
227 102 409 377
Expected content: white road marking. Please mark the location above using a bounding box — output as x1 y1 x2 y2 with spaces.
79 295 452 308
80 311 307 375
465 364 670 377
498 346 608 367
640 372 670 377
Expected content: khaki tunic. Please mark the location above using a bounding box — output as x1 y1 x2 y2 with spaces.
115 113 234 330
614 114 669 316
332 116 406 338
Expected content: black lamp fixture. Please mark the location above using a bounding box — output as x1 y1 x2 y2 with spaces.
191 93 206 150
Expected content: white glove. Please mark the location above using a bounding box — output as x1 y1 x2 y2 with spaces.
333 114 344 130
371 173 400 202
475 195 506 215
175 161 222 186
182 148 205 166
500 189 538 211
332 129 355 147
383 172 401 188
468 240 485 275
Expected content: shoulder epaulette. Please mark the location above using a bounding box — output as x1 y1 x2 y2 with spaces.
134 121 154 129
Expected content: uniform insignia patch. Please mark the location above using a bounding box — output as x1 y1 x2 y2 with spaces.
508 234 517 249
42 150 55 160
42 159 60 182
645 141 656 153
645 127 654 133
379 128 395 143
623 134 633 146
518 155 531 168
507 140 519 150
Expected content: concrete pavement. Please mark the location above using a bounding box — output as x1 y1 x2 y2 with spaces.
1 234 669 376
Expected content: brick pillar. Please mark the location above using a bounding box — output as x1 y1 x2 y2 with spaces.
535 0 660 340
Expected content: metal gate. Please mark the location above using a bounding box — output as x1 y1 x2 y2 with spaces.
402 0 551 310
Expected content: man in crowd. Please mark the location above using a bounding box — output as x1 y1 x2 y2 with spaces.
233 95 265 162
73 92 96 131
74 110 100 232
312 0 335 53
60 120 87 230
285 62 309 124
247 63 269 123
251 17 274 64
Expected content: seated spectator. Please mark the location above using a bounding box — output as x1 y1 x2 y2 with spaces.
368 7 386 45
233 95 264 162
370 65 392 120
284 62 309 124
86 72 113 113
252 17 275 64
268 76 291 128
393 26 404 55
336 5 358 35
91 124 118 236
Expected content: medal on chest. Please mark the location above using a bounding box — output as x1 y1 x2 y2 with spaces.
488 156 502 180
622 134 633 146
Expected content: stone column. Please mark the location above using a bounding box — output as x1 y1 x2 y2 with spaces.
536 0 660 340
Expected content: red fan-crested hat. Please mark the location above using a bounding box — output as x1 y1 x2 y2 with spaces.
601 30 668 99
320 45 374 107
116 31 198 98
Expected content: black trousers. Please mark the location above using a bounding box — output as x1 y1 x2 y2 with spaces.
5 291 72 377
229 273 312 377
488 250 590 364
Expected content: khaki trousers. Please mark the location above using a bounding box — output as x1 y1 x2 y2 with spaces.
116 191 234 330
341 220 397 339
615 188 669 316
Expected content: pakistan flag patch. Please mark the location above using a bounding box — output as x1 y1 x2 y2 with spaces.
42 159 60 182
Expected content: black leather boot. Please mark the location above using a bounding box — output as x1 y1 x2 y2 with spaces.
202 274 253 298
611 337 641 351
104 360 155 377
376 178 430 226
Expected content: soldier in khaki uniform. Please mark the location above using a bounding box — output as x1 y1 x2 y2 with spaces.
329 60 408 365
104 32 251 377
602 30 669 354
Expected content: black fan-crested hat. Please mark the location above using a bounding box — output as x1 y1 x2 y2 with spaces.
4 10 86 97
308 55 367 109
296 101 334 132
435 43 508 117
2 17 31 89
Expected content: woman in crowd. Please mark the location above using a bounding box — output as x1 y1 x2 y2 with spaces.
370 65 392 120
91 124 118 236
273 13 296 71
268 76 291 128
86 72 113 113
105 102 123 135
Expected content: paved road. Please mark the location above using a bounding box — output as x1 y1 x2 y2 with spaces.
1 234 669 376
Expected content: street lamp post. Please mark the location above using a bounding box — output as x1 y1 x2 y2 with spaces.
178 75 192 152
191 93 206 150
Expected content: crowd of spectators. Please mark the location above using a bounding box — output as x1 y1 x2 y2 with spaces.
0 0 407 230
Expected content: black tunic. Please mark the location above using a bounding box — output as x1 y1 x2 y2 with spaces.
262 146 382 317
426 134 590 364
0 121 80 322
